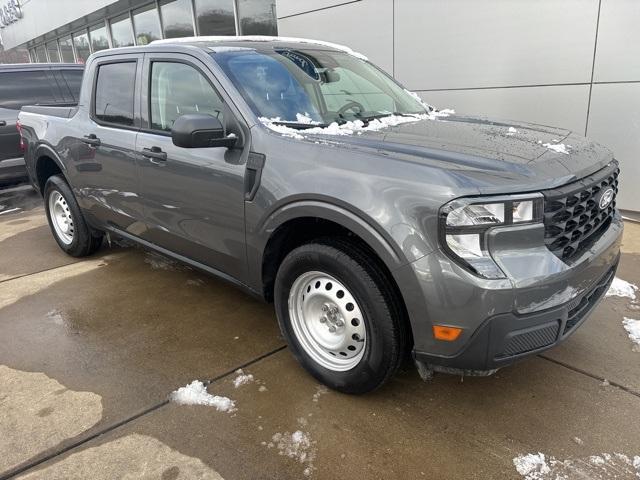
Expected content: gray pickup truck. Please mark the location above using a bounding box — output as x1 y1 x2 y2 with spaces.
18 36 622 394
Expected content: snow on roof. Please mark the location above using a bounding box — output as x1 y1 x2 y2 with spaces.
150 35 368 60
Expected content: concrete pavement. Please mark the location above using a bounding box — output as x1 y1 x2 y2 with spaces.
1 186 639 479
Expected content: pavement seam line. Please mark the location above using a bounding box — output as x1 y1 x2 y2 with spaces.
538 354 640 399
0 262 81 285
0 344 288 480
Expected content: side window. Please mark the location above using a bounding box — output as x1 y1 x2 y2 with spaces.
61 70 84 102
0 70 57 110
150 61 224 132
94 62 137 126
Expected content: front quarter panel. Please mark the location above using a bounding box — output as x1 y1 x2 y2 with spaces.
244 126 478 292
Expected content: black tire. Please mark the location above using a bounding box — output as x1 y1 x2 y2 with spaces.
44 175 103 257
274 239 408 394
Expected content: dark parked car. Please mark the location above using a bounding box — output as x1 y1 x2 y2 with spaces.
0 63 83 186
17 37 622 393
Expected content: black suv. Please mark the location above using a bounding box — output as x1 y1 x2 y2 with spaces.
0 63 83 186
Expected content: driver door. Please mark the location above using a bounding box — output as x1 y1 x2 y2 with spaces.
136 53 249 281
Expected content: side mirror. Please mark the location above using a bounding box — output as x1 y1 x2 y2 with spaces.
171 114 237 148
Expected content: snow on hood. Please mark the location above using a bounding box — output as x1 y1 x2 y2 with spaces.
260 110 455 140
151 35 369 60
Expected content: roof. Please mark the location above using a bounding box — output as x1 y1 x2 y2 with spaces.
149 36 368 60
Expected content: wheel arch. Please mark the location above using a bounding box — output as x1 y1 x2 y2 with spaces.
33 144 67 195
256 200 409 301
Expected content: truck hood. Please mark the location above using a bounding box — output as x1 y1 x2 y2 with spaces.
311 115 614 194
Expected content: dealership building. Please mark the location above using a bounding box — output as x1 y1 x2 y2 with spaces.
0 0 638 214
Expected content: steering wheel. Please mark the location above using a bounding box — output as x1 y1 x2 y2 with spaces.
337 100 365 117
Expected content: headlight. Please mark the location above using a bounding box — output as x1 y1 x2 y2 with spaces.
441 195 543 279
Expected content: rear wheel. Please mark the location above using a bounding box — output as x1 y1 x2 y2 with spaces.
44 175 103 257
274 239 407 394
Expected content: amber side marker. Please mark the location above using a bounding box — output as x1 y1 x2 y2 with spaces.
433 325 462 341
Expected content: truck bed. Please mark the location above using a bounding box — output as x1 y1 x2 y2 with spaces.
21 104 78 119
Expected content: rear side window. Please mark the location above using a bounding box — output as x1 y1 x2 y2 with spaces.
61 70 84 102
0 70 57 110
94 62 136 126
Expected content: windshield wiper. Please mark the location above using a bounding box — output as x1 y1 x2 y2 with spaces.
271 121 329 130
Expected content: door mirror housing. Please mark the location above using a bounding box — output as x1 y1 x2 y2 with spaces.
171 114 237 148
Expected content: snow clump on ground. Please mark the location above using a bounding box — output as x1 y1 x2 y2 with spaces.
170 380 235 412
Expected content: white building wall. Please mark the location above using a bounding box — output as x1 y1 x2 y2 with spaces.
0 0 118 49
277 0 640 213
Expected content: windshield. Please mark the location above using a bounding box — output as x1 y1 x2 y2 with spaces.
212 48 428 127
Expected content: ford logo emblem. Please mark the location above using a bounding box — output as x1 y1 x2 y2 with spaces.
598 187 615 210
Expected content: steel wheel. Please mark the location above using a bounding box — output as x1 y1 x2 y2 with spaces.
288 271 367 371
48 190 74 245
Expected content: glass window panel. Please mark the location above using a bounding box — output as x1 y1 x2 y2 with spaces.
46 42 61 62
133 4 162 45
238 0 277 35
160 0 195 38
0 71 57 110
94 62 137 126
90 23 110 52
35 44 48 62
110 14 135 48
59 36 75 63
73 31 91 64
150 61 224 131
194 0 235 35
61 70 84 101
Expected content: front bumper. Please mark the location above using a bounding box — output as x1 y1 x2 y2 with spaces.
397 212 623 373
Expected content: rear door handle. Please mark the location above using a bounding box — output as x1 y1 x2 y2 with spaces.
141 146 167 162
82 134 101 146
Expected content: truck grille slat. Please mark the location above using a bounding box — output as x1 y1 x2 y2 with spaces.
543 163 619 261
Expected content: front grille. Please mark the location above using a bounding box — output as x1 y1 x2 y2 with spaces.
543 162 619 261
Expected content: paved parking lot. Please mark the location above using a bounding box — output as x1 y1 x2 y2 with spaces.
1 184 640 480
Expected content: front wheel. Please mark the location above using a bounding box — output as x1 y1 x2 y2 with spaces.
274 240 408 394
44 175 103 257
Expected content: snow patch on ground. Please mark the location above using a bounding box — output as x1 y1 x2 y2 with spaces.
258 385 268 392
607 277 638 300
542 143 571 155
513 452 640 479
622 317 640 350
267 430 316 476
46 309 64 326
170 380 235 412
312 385 328 403
513 453 550 479
232 369 254 388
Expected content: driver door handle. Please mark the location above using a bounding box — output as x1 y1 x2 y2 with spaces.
0 120 6 127
141 146 167 162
